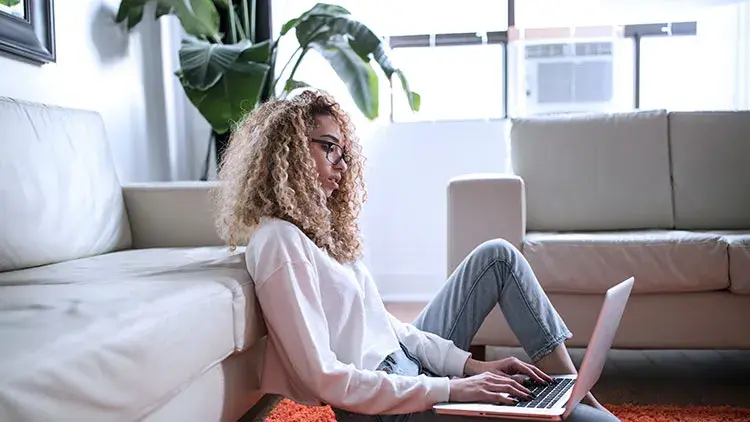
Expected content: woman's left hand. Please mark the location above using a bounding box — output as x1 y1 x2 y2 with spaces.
464 357 553 385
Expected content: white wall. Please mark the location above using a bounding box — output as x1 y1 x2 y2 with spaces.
359 120 510 302
0 0 170 183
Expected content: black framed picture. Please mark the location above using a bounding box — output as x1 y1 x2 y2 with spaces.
0 0 55 64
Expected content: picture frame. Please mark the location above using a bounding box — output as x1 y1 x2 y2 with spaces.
0 0 55 64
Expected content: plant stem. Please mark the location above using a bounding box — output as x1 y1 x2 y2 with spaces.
241 0 251 41
286 46 309 85
271 45 303 92
272 47 309 98
233 10 248 41
250 0 257 43
227 3 237 43
270 20 325 91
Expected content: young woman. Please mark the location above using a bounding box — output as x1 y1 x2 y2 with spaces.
214 90 618 422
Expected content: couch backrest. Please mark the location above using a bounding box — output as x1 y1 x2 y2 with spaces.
669 111 750 230
0 98 132 272
510 109 674 232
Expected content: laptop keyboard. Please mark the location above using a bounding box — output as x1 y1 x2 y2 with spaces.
513 378 575 409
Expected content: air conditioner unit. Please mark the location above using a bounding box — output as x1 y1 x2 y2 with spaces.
521 40 616 115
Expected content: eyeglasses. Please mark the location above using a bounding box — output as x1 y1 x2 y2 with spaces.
311 139 349 166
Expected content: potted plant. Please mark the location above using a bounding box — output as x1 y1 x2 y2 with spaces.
115 0 420 175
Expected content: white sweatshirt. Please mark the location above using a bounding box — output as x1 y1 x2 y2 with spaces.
244 218 471 415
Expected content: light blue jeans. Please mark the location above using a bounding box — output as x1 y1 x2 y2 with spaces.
333 239 620 422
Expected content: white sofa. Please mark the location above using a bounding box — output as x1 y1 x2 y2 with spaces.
448 109 750 352
0 98 269 421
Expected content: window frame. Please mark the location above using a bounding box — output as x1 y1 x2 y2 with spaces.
385 0 698 120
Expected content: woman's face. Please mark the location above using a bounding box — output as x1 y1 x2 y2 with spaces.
308 114 349 198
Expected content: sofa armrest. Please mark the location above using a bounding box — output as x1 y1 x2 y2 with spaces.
447 173 526 275
122 181 224 249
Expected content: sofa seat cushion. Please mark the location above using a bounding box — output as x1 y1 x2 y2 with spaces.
522 231 728 294
714 232 750 294
0 247 262 421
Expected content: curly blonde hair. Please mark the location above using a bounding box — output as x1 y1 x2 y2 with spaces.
213 89 366 264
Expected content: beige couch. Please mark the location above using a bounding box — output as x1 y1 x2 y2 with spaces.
0 98 268 420
447 109 750 352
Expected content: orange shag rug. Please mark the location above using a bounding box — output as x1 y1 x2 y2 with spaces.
266 399 750 421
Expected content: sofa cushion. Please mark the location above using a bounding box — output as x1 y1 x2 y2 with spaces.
510 109 673 232
0 98 131 272
522 230 728 294
715 232 750 294
669 111 750 230
0 247 263 421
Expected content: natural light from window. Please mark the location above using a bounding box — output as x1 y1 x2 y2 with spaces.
271 0 749 123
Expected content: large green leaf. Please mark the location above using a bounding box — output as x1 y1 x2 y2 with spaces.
114 0 176 30
372 45 421 111
176 37 272 133
283 79 311 93
237 39 272 63
178 63 270 134
115 0 149 30
309 36 379 120
0 0 22 7
159 0 220 39
280 3 350 36
287 3 420 115
279 17 300 36
178 39 252 90
155 3 173 18
295 12 378 60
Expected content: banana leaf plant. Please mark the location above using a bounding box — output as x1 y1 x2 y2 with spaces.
115 0 420 138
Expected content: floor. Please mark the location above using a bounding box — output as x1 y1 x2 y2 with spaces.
384 301 750 409
487 347 750 408
242 303 750 420
243 348 750 421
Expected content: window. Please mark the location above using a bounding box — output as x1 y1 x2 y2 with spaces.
508 0 747 115
514 0 712 27
365 0 509 35
272 0 749 122
385 0 510 122
390 43 506 122
507 36 635 117
639 6 745 110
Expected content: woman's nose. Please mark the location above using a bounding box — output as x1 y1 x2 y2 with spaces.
334 159 348 172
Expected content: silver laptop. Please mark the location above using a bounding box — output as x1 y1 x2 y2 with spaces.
433 277 634 421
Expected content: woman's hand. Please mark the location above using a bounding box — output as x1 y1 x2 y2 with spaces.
448 372 534 405
463 357 553 385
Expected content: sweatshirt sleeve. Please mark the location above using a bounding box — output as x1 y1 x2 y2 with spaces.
254 261 452 415
387 313 471 379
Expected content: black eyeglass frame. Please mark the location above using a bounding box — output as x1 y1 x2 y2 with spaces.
311 139 349 166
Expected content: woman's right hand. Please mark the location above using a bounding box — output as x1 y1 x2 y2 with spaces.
448 372 534 405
